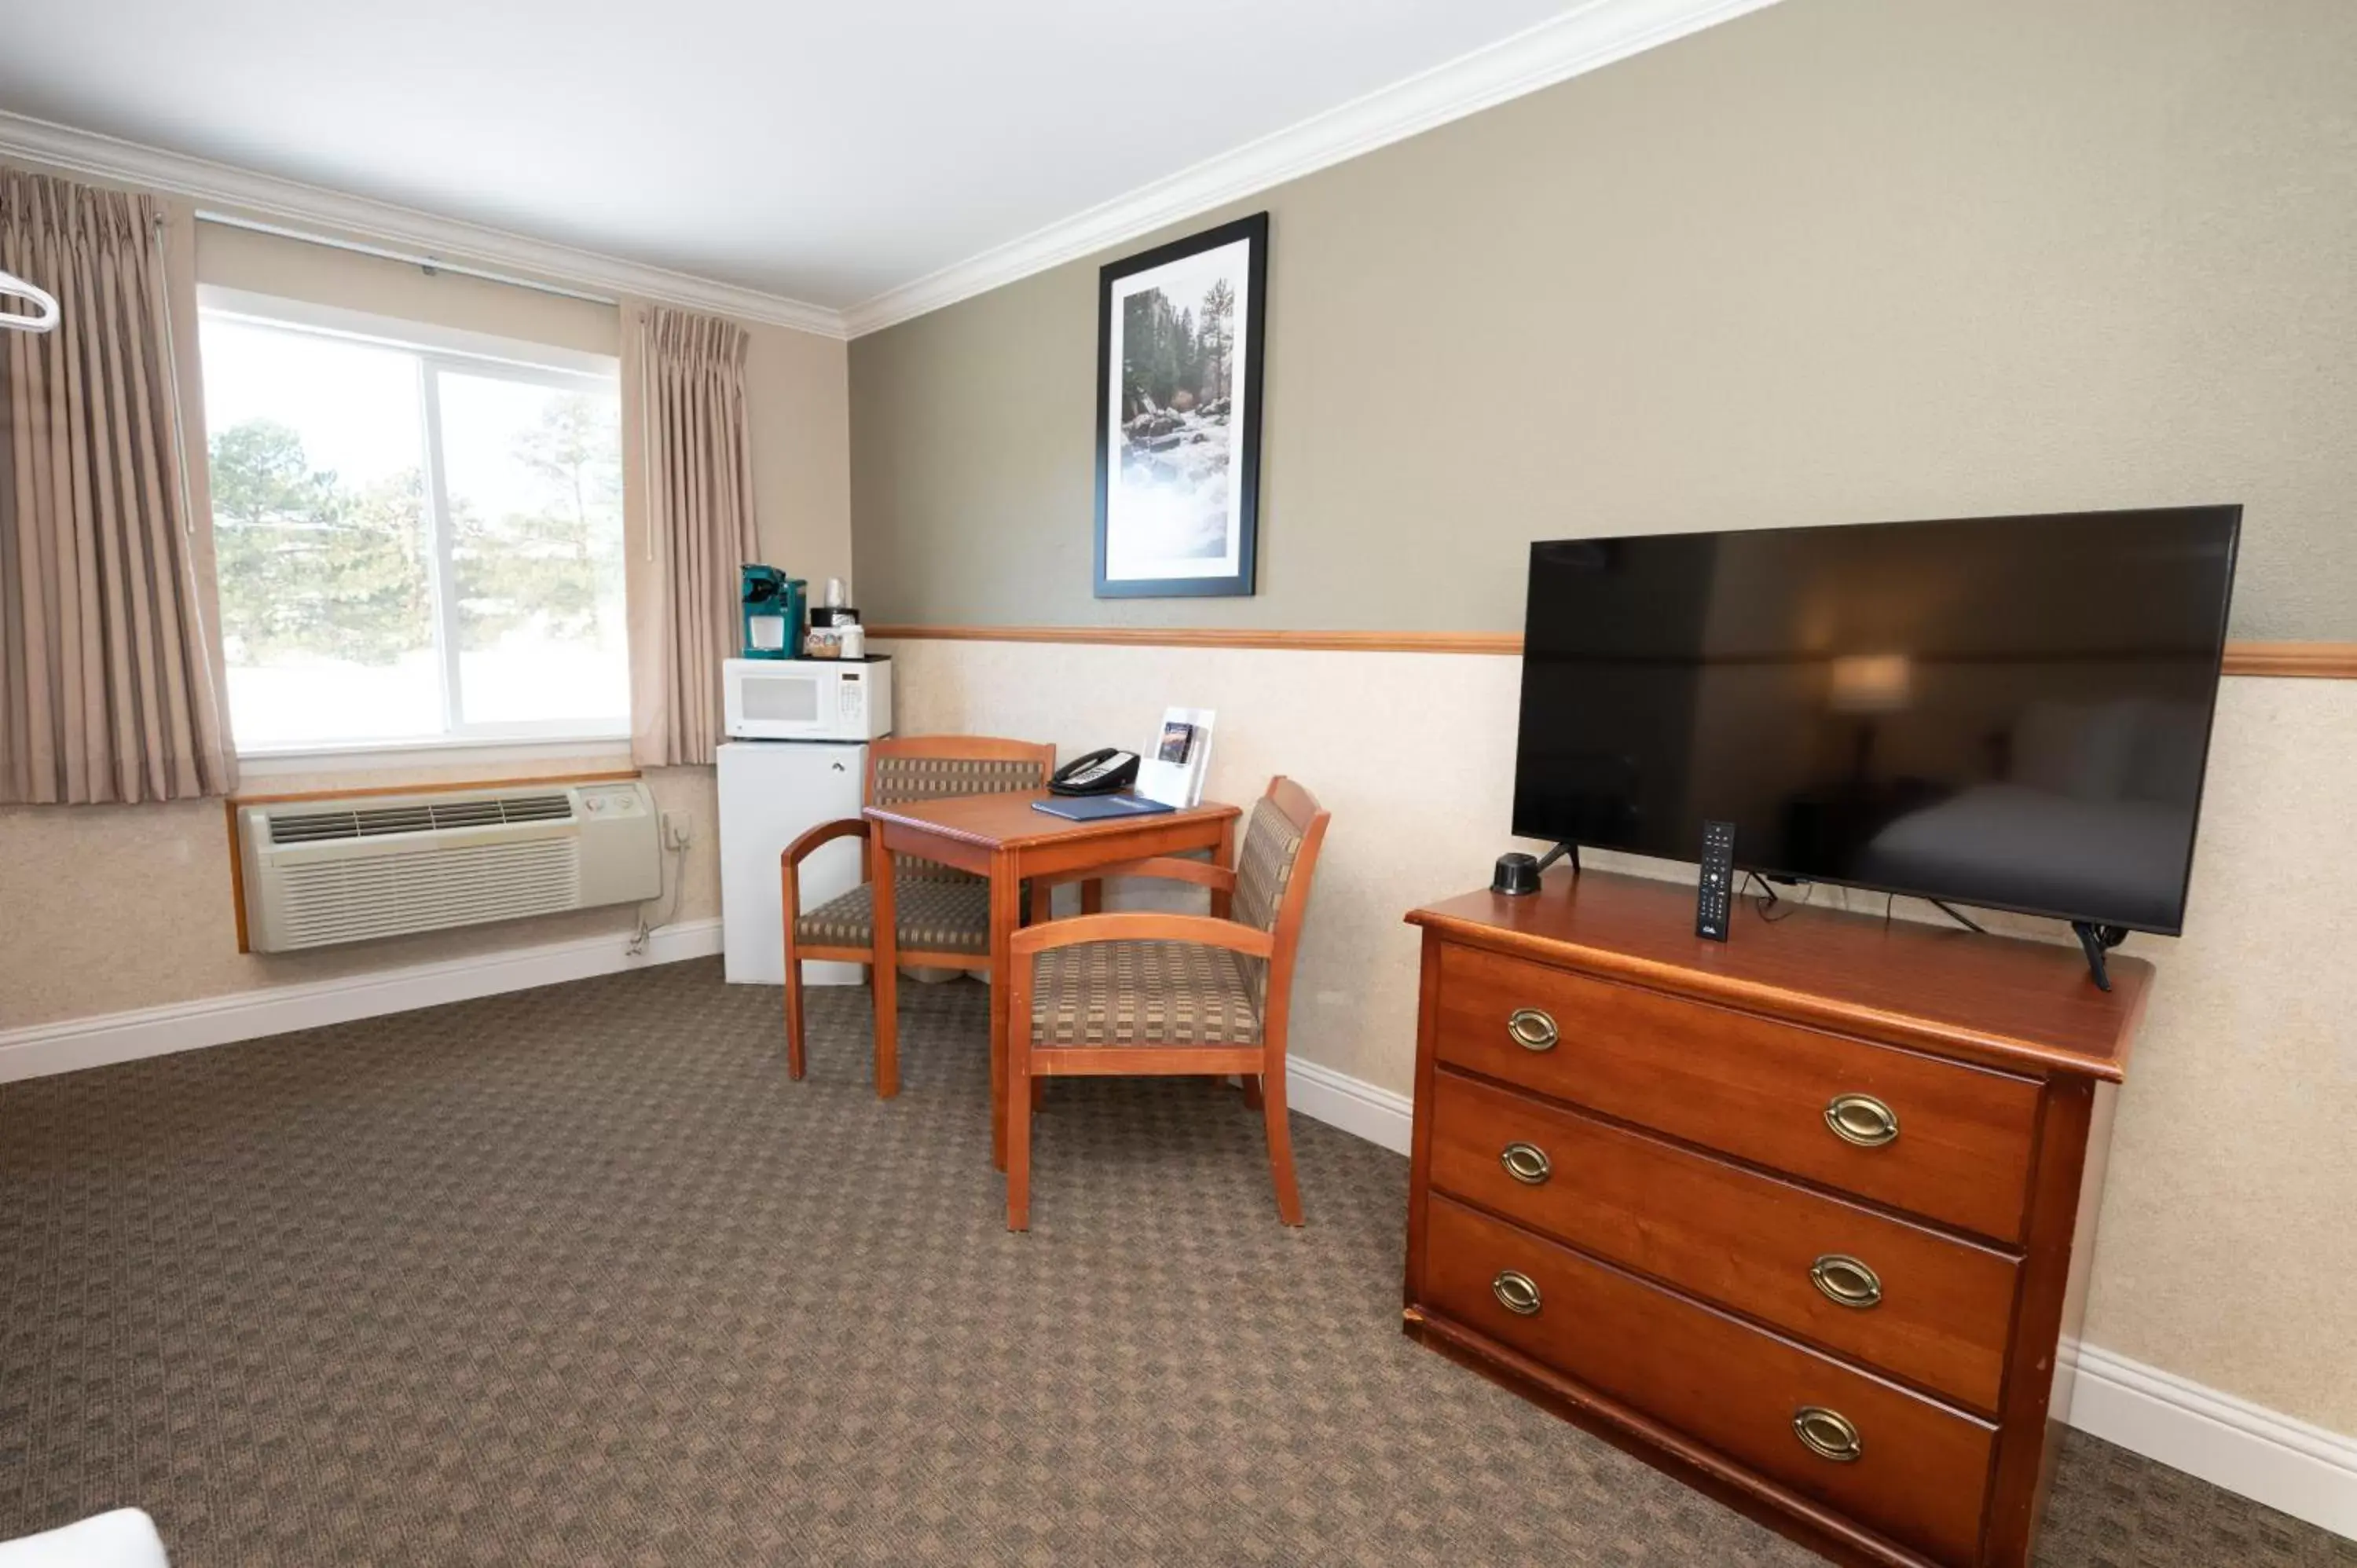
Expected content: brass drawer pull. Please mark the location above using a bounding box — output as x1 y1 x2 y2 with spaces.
1824 1093 1899 1148
1506 1008 1559 1051
1499 1141 1552 1186
1793 1405 1862 1464
1809 1254 1883 1310
1492 1269 1543 1316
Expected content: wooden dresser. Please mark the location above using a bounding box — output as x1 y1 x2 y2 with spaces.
1402 870 2150 1568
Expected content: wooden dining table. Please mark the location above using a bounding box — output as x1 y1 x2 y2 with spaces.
862 789 1243 1166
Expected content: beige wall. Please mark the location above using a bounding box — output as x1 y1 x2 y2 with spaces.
843 0 2357 1437
850 0 2357 642
885 637 2357 1435
0 196 852 1031
743 312 855 594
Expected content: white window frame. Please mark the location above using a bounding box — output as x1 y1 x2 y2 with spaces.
199 288 630 763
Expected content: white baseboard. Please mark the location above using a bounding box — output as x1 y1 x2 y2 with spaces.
2065 1343 2357 1539
0 918 722 1084
1277 1056 2354 1543
1288 1054 1414 1155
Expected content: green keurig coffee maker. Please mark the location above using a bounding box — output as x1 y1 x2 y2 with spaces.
739 564 807 659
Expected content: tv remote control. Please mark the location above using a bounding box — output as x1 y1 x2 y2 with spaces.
1696 820 1736 942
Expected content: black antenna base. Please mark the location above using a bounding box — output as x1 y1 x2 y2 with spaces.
1493 841 1580 896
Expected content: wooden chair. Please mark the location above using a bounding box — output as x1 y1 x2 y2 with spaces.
1002 777 1330 1231
781 735 1056 1094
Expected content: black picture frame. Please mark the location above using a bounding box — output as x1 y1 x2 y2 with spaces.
1094 211 1268 599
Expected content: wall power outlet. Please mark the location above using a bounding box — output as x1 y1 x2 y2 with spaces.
661 810 693 852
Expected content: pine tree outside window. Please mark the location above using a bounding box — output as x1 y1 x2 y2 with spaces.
198 290 629 753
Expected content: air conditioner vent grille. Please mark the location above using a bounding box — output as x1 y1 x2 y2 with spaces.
409 799 501 831
269 793 574 844
266 811 368 845
273 839 583 949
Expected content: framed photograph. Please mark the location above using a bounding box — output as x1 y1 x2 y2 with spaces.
1094 212 1268 598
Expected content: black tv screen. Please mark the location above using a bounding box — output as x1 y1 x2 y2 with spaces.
1512 507 2239 935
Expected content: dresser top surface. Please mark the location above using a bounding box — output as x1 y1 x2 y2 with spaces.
1409 870 2150 1080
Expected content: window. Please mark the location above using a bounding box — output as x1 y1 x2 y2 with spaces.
198 291 629 753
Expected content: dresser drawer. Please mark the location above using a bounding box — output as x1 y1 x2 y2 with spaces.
1434 942 2043 1240
1428 1069 2020 1412
1423 1193 1995 1566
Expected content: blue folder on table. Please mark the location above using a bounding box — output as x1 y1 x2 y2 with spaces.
1030 793 1176 822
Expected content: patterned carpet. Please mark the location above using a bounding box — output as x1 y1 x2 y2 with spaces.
2 960 2349 1566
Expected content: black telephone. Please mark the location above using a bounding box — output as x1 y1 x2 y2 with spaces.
1049 748 1142 796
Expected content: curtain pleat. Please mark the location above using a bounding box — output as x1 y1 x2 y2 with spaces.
621 302 758 768
0 167 235 804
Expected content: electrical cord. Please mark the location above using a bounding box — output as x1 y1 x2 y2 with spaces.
1742 877 1984 936
1743 870 1814 924
626 837 689 957
1927 898 1986 934
1869 890 1985 936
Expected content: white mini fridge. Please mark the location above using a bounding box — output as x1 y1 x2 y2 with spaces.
717 740 869 986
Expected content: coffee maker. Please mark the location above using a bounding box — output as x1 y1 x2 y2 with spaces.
739 565 806 660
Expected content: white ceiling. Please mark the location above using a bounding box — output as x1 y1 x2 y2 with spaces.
0 0 1626 316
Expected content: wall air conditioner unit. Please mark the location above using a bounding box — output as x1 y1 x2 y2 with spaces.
237 781 662 953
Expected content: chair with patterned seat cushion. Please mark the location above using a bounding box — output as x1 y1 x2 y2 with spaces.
782 735 1055 1091
1003 776 1329 1230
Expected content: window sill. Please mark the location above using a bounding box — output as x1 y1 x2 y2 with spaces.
237 733 633 781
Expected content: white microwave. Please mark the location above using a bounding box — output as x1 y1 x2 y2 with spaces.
724 656 893 742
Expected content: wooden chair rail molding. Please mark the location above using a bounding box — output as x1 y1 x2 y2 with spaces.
869 625 1522 655
2220 640 2357 678
869 626 2357 677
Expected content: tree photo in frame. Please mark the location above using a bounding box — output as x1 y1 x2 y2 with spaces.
1094 213 1267 598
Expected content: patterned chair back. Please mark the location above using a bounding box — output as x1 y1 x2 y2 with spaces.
1228 794 1312 1009
871 749 1051 881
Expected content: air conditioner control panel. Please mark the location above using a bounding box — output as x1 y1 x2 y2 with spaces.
574 781 662 907
578 785 646 817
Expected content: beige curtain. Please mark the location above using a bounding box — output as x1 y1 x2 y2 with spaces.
621 301 758 768
0 167 235 804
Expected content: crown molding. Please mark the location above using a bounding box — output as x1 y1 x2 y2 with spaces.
0 110 848 339
840 0 1781 336
0 0 1777 343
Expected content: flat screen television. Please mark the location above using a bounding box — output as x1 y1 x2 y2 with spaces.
1512 507 2240 935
